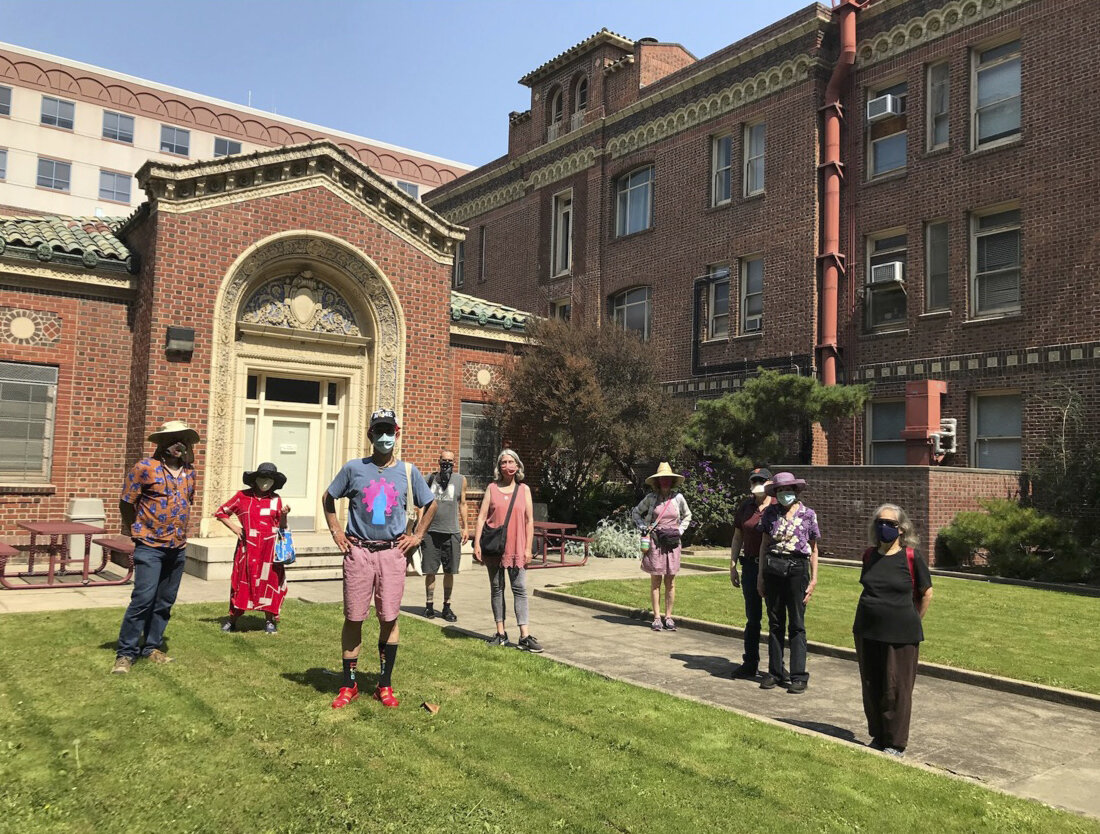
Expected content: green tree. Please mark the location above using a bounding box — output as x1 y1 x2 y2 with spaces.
683 369 868 468
496 318 685 522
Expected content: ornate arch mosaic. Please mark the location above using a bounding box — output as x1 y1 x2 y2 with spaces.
203 233 405 528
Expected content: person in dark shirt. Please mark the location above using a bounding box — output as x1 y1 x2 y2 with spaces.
853 503 934 757
728 466 774 679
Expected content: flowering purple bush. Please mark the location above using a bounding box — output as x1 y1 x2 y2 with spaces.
679 459 744 540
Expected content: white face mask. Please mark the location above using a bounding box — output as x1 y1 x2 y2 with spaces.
777 490 798 507
255 477 275 493
750 484 766 496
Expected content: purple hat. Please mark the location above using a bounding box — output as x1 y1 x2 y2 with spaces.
765 471 807 496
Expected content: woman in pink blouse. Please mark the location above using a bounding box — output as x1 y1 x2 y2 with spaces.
473 449 542 652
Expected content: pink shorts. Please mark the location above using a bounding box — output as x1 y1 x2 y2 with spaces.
342 543 407 622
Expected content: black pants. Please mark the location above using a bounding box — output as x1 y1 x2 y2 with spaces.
740 558 764 671
763 558 809 683
855 635 920 750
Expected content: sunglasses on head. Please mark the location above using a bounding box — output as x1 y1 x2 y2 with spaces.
876 518 900 529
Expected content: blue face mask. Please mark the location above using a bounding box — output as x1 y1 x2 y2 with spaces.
876 520 900 543
372 433 395 454
777 490 797 507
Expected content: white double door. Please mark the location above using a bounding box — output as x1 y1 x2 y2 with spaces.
257 413 320 531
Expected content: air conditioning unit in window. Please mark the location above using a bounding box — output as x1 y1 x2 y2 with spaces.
867 94 903 123
870 261 905 284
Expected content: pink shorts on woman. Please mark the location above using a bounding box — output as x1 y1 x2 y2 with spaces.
342 544 407 622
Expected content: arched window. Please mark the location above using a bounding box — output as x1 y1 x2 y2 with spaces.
550 88 564 125
575 77 588 112
610 286 651 341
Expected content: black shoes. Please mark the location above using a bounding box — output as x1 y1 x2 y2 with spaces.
517 635 544 653
760 673 791 690
787 680 807 694
442 605 457 622
424 604 437 619
730 663 758 680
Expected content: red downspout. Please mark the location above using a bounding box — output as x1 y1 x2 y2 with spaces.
819 0 862 386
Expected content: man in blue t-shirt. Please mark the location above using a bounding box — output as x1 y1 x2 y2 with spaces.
322 408 436 710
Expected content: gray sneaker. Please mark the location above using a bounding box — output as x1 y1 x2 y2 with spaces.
883 746 905 757
518 635 544 653
111 656 132 674
487 632 509 647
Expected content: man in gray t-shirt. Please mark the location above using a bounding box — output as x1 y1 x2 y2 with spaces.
420 448 468 621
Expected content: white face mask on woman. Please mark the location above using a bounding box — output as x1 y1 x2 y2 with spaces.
750 484 766 496
777 490 798 507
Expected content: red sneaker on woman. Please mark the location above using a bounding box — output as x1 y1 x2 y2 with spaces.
373 685 399 707
331 684 359 709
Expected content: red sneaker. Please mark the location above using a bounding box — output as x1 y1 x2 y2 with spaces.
373 685 400 707
331 684 359 709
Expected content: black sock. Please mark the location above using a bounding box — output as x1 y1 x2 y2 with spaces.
425 598 435 608
342 657 357 689
378 642 398 688
442 599 452 608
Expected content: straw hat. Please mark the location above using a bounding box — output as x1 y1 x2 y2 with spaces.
147 420 200 445
645 461 684 488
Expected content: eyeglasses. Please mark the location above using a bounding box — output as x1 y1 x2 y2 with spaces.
876 518 900 529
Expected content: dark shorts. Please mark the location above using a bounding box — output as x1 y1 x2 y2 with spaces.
420 531 461 575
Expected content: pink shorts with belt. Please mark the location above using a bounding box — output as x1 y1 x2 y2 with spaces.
342 543 407 622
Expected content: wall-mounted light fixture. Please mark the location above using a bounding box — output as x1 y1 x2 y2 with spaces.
165 326 195 358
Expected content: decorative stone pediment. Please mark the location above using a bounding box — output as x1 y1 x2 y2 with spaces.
240 271 361 336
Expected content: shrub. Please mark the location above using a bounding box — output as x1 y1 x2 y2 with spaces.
938 499 1091 583
590 510 642 559
680 459 744 545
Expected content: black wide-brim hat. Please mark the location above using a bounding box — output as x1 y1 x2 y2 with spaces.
243 462 287 490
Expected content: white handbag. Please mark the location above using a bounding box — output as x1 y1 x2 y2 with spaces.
405 462 424 575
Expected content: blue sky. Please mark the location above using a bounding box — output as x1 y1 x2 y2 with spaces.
3 0 814 166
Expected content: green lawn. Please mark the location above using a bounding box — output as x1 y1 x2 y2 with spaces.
0 603 1095 833
563 564 1100 695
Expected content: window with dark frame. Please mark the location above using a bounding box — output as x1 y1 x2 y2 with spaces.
478 226 487 282
41 95 75 129
0 362 58 483
396 180 420 200
98 170 132 203
974 393 1021 469
971 207 1020 316
552 191 572 275
0 86 10 117
214 137 242 157
451 241 465 289
0 149 6 180
550 299 571 321
36 158 71 191
459 402 498 489
925 220 950 311
868 400 907 464
159 124 190 156
973 40 1021 149
615 166 654 237
866 232 908 329
610 286 651 341
103 111 135 143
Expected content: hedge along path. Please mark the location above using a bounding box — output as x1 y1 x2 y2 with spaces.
561 564 1100 695
0 602 1096 834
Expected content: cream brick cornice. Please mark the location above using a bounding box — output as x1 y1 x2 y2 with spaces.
857 0 1037 67
433 13 826 211
136 142 466 263
0 262 136 299
449 322 528 345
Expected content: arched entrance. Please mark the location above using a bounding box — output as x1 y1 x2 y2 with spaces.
201 231 406 535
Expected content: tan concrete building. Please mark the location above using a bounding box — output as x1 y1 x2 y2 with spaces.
0 42 472 217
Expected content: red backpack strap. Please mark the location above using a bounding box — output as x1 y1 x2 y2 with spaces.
906 547 916 591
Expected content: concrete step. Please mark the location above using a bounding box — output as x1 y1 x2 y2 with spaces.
285 565 344 582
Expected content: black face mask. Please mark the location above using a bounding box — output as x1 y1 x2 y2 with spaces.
439 461 454 486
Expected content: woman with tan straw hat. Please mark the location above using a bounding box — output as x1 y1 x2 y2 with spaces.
631 462 692 631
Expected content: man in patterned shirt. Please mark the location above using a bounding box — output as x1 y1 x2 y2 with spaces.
111 421 199 674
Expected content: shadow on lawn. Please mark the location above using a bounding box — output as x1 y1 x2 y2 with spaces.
197 616 270 632
282 667 352 694
670 652 733 678
780 718 860 744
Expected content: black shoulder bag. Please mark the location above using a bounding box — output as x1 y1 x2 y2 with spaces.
480 484 520 557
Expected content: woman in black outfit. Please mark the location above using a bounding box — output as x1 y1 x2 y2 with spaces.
853 504 934 757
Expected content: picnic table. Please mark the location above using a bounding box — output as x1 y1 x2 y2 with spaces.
530 521 591 569
0 521 133 589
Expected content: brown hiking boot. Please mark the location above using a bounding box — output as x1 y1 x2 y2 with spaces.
146 649 174 664
111 656 133 674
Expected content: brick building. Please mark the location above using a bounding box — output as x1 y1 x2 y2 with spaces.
0 141 523 577
424 0 1099 557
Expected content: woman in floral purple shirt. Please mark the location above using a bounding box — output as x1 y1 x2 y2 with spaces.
755 472 819 694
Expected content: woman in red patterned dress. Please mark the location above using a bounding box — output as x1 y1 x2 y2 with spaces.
215 462 290 634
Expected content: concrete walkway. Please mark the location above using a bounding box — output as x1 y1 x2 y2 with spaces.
2 558 1097 818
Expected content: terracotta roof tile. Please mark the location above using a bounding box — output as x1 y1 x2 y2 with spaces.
520 28 634 86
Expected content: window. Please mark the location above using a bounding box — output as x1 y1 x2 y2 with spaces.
610 287 651 341
36 158 71 192
740 257 764 333
868 400 907 464
552 190 572 275
705 266 730 340
927 63 950 149
712 135 732 206
744 122 765 195
478 226 487 282
925 221 950 311
103 111 135 143
214 137 242 158
460 402 498 488
615 166 654 237
550 298 571 321
41 96 75 129
550 88 563 125
0 149 6 181
868 81 907 177
0 86 11 117
971 207 1020 316
98 170 131 203
396 180 420 200
0 362 58 483
974 393 1021 469
973 40 1021 149
159 125 190 156
866 232 908 329
575 77 588 112
451 241 465 289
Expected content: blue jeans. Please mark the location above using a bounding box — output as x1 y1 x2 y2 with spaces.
116 544 187 659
